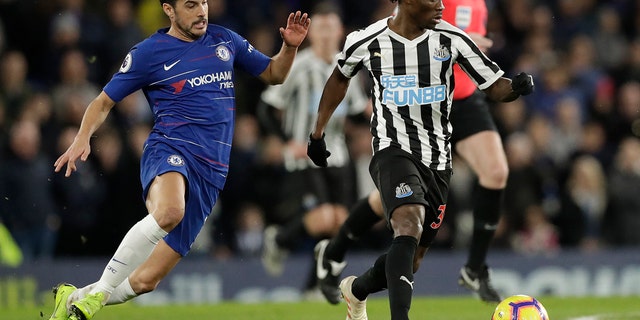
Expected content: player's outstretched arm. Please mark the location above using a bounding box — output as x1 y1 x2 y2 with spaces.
54 91 116 177
307 67 350 167
260 11 310 85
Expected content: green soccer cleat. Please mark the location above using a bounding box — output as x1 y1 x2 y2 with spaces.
69 292 105 320
49 283 77 320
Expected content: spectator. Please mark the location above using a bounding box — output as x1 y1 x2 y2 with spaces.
51 49 101 120
503 132 544 232
0 50 33 121
102 0 145 82
52 126 106 257
604 137 640 246
511 204 559 256
555 155 607 251
0 120 59 261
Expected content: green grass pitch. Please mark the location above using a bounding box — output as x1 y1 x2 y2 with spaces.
4 295 640 320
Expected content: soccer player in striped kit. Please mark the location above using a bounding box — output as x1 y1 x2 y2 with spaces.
313 0 509 306
307 0 533 319
258 3 369 297
48 1 310 319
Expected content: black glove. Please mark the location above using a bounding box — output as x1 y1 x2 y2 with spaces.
511 72 535 96
307 133 331 167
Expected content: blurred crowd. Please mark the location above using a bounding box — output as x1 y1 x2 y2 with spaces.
0 0 639 264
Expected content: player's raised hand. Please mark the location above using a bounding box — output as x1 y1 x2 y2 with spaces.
54 137 91 177
280 11 310 48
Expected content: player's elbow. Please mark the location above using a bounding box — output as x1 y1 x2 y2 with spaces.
267 71 288 85
268 77 286 85
260 65 288 85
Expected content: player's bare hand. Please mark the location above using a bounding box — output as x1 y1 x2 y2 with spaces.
54 138 91 177
280 11 310 48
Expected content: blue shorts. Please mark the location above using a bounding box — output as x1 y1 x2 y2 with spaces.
140 141 220 256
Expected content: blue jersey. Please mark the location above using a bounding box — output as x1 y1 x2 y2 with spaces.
104 24 271 188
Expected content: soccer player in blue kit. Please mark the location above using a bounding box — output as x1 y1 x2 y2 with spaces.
48 1 310 319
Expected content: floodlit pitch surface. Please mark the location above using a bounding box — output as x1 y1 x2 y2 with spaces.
5 295 640 320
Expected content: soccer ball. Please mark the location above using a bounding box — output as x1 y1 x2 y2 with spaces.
491 294 549 320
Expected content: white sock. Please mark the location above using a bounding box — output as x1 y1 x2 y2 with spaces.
90 215 168 296
106 278 138 305
67 283 96 310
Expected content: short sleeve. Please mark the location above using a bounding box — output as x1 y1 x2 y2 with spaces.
336 32 366 79
230 29 271 77
103 46 151 102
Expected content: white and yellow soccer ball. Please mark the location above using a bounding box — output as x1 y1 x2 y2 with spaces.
491 294 549 320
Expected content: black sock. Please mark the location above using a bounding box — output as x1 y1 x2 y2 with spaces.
275 215 308 250
386 236 417 320
467 185 503 270
352 253 388 301
326 197 381 262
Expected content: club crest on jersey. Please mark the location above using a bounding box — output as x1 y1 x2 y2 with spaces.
433 45 451 61
167 155 185 166
120 53 132 73
395 183 413 198
216 45 230 61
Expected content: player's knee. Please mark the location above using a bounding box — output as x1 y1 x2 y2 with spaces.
368 190 384 217
481 162 509 188
390 204 424 238
304 204 336 235
155 205 185 230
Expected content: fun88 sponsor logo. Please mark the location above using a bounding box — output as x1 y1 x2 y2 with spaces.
381 75 446 106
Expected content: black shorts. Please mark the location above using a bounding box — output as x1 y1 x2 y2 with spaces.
272 166 354 224
450 90 497 146
369 147 452 247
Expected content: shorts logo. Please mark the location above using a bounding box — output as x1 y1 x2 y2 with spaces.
216 45 230 61
395 183 413 198
167 155 185 166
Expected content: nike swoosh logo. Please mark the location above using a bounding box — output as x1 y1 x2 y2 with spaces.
316 241 330 279
329 260 347 277
163 60 181 71
461 271 480 290
315 241 347 279
400 275 414 290
111 258 128 266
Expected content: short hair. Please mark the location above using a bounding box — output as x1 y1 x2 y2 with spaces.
311 1 343 19
159 0 177 6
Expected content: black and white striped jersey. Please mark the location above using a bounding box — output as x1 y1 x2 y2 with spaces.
336 18 504 170
261 48 368 171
